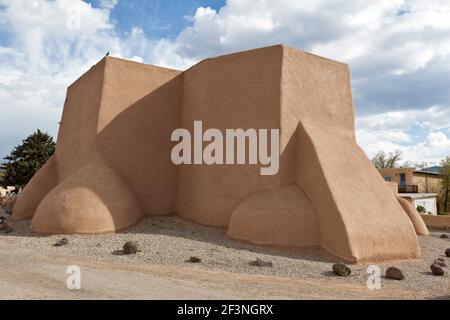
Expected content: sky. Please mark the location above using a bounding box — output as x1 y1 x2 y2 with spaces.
0 0 449 165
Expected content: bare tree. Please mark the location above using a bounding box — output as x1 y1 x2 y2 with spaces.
371 150 402 170
439 156 450 213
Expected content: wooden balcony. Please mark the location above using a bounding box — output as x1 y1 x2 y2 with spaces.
398 185 418 193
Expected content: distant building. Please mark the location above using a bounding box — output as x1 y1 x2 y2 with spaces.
379 167 443 214
0 186 15 196
379 167 442 193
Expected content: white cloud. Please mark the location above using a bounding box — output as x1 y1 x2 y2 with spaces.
0 0 134 157
356 106 450 163
356 128 450 164
157 0 450 163
152 0 450 75
356 105 450 132
153 0 450 111
401 131 450 164
99 0 118 10
0 0 449 164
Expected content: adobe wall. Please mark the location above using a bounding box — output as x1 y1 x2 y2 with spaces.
290 47 420 261
421 214 450 228
12 45 425 262
414 173 442 193
177 46 283 226
95 59 182 215
15 58 183 232
379 168 415 186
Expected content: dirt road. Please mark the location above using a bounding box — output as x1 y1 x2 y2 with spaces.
0 239 447 300
0 210 449 299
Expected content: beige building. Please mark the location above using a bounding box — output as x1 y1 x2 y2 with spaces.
12 45 427 263
379 167 442 193
379 168 442 214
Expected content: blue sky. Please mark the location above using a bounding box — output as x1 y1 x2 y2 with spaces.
91 0 226 40
0 0 449 165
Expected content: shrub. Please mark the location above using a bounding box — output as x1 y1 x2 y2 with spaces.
0 130 55 188
416 205 427 213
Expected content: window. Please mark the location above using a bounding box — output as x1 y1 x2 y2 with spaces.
399 173 406 186
384 176 392 181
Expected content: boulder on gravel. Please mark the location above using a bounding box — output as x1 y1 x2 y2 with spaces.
430 263 445 276
53 238 69 247
123 241 140 254
332 263 351 277
446 248 450 257
249 258 273 267
386 267 404 280
187 256 202 263
440 234 449 239
434 259 446 268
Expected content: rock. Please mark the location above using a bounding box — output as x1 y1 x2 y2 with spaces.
386 267 404 280
187 256 202 263
0 222 12 234
53 238 69 247
430 263 445 276
434 259 446 268
249 258 273 267
440 234 449 239
123 241 140 254
446 248 450 257
332 263 351 277
4 208 12 215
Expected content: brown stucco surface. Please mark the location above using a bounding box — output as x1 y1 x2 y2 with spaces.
12 45 424 262
421 214 450 228
397 197 429 236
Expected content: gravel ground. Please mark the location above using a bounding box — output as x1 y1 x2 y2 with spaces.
0 208 449 299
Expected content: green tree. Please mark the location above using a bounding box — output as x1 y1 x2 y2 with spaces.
371 150 403 169
0 130 55 188
439 156 450 213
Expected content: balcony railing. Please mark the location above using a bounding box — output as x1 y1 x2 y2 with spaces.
398 185 418 193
